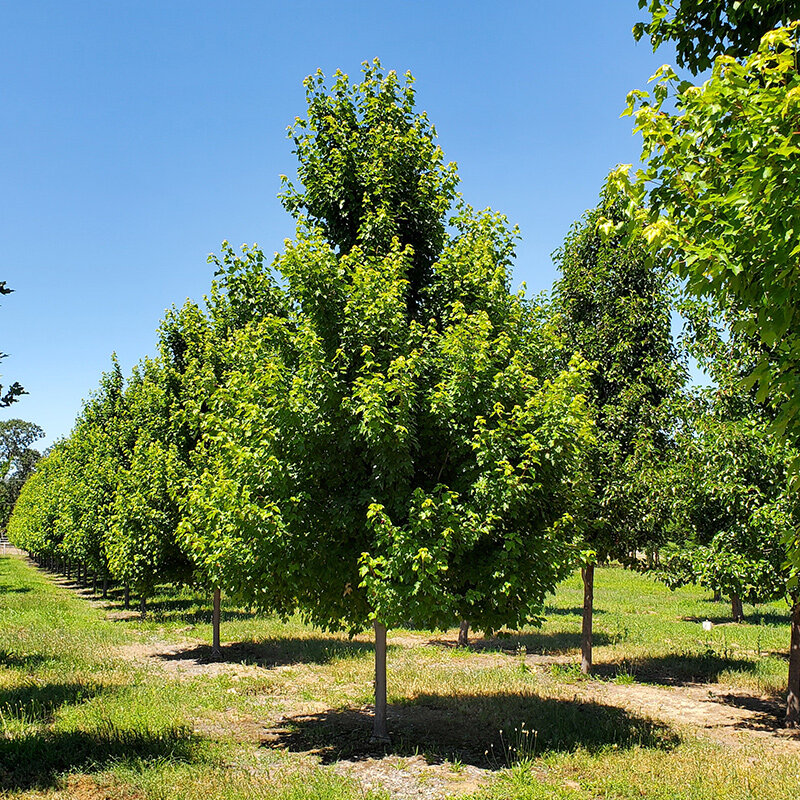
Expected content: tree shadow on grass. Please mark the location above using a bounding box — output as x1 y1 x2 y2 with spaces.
0 649 52 671
0 725 199 791
435 630 610 656
264 691 678 768
158 637 374 668
0 681 107 724
593 653 760 686
543 606 607 617
0 586 31 594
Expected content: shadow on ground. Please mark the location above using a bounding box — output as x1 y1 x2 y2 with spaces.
434 630 611 656
0 725 198 791
543 606 607 617
713 692 794 734
264 691 679 768
158 636 374 668
0 681 107 724
593 653 764 686
0 649 52 671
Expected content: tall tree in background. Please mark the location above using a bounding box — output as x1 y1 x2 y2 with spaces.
185 61 594 742
0 282 24 407
0 419 43 531
553 194 684 674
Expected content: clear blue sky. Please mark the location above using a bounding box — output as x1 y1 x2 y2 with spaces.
1 1 677 448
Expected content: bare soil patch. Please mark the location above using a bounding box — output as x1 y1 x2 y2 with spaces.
333 755 487 800
116 640 265 678
585 680 800 751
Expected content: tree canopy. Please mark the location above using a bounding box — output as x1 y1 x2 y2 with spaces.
552 194 684 671
613 22 800 475
0 419 43 531
615 16 800 724
633 0 800 73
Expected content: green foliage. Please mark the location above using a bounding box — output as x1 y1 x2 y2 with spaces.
0 419 43 530
105 357 192 592
184 62 595 635
655 296 799 604
7 442 71 558
280 59 459 313
552 196 684 562
612 22 800 567
659 399 797 604
633 0 800 74
7 361 131 576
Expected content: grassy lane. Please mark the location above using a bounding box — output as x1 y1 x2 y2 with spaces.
2 555 800 799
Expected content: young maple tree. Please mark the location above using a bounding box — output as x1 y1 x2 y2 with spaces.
184 61 594 741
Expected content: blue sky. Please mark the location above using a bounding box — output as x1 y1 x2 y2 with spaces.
1 1 676 448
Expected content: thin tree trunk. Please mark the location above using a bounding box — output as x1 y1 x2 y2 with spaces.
713 589 721 602
124 584 130 609
786 599 800 727
458 619 470 647
731 594 744 622
102 577 108 599
211 588 222 660
581 564 594 675
92 573 97 594
372 621 389 743
139 594 146 619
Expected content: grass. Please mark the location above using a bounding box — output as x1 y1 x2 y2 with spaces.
1 555 798 799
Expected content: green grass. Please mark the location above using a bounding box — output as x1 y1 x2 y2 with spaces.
1 555 797 799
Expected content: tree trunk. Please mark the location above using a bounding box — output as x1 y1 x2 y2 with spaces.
786 599 800 727
76 562 81 584
372 621 389 743
211 588 222 660
124 584 130 610
731 594 744 622
139 594 147 619
458 619 470 647
102 577 108 599
92 573 97 594
581 564 594 674
713 590 721 602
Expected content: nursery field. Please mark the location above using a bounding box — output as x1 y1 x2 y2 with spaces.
2 553 800 800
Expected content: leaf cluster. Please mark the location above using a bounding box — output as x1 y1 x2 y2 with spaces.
633 0 799 74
